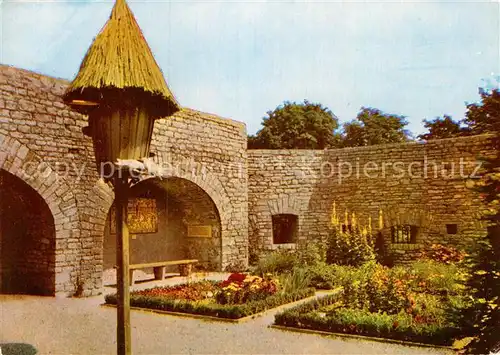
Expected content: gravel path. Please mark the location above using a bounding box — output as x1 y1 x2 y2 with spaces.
0 275 454 355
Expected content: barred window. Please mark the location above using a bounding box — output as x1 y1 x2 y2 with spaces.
272 214 298 244
391 225 418 244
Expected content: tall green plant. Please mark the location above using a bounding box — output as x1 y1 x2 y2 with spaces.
279 267 312 294
253 250 297 275
326 227 376 266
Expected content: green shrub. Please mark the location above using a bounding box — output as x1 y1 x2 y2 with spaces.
253 249 298 275
406 261 467 295
105 287 315 319
326 227 376 266
304 262 338 289
304 262 369 290
296 241 326 266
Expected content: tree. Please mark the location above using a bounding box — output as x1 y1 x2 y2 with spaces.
461 88 500 354
464 88 500 135
247 100 340 149
341 107 410 147
418 115 466 141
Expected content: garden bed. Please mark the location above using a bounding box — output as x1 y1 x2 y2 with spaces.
272 257 469 348
274 294 460 346
105 274 315 320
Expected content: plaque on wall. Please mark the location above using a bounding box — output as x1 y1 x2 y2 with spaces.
187 225 212 238
110 198 158 234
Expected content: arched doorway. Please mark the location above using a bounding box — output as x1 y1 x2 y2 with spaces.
102 177 222 283
0 169 56 295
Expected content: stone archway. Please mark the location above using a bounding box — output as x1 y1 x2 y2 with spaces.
0 169 56 295
155 160 233 267
101 177 222 285
87 160 233 278
0 134 79 295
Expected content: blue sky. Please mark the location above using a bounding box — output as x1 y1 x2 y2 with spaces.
1 0 498 136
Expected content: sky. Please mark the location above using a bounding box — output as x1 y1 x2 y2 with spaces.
0 0 498 136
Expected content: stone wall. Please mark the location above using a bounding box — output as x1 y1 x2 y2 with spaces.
248 136 492 264
0 65 248 296
0 63 494 295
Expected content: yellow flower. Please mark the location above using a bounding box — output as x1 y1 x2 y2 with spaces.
245 275 259 283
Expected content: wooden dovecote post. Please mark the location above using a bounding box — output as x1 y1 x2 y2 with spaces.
63 0 179 353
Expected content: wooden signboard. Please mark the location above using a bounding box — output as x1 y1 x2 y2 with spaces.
187 225 212 238
110 198 158 234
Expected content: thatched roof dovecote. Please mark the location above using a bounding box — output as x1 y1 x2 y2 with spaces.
63 0 179 117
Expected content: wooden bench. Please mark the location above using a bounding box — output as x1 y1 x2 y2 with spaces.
127 259 198 285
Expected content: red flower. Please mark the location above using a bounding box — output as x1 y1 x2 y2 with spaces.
227 273 246 283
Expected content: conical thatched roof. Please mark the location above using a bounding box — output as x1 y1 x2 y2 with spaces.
63 0 179 117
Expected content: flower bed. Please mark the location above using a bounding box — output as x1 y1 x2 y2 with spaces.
105 273 315 320
274 262 465 346
275 294 460 346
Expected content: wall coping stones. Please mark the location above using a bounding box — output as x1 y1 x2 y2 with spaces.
247 134 493 155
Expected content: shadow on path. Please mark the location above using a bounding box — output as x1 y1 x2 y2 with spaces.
0 343 38 355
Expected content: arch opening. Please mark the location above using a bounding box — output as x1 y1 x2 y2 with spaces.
102 177 222 284
0 169 56 295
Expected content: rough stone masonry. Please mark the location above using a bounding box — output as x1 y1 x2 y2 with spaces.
0 64 492 296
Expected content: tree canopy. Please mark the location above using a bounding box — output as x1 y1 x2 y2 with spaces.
249 89 500 149
418 88 500 141
463 88 500 136
248 100 340 149
341 107 410 147
418 115 465 141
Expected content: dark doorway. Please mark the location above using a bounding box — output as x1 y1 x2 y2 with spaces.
0 170 56 295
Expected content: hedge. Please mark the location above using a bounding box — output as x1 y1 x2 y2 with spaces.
274 294 460 346
105 288 316 319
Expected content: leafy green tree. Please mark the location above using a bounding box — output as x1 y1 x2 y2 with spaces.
341 107 410 147
462 234 500 354
464 88 500 135
247 100 340 149
341 120 366 147
418 115 466 141
462 88 500 354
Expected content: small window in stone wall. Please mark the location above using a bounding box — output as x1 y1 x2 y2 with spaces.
446 224 458 235
272 214 298 244
391 225 418 244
